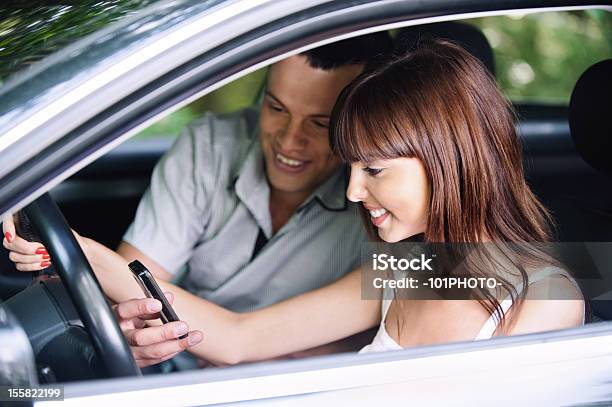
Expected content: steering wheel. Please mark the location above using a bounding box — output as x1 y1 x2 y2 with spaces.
23 193 140 377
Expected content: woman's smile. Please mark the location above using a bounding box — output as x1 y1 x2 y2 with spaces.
364 205 390 227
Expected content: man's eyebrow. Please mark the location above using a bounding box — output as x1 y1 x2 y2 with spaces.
265 90 330 119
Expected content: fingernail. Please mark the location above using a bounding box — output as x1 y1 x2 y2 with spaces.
188 332 203 346
4 232 12 243
42 254 50 260
174 323 188 337
35 247 48 255
147 301 162 313
40 261 51 267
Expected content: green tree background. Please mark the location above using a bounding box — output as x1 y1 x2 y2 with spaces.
471 10 611 102
0 0 159 79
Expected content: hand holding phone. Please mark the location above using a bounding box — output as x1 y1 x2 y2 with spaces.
128 260 188 339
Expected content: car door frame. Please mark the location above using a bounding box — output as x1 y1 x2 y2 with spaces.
1 0 611 404
47 323 612 405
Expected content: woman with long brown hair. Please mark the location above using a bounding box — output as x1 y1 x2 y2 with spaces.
331 38 584 352
4 39 585 364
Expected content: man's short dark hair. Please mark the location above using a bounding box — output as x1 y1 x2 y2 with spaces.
301 31 393 70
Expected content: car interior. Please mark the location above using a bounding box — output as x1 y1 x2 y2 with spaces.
0 9 611 385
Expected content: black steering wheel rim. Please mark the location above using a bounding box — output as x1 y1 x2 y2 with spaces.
24 193 140 378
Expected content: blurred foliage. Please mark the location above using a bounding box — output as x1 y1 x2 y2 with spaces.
0 0 160 84
134 68 268 139
470 10 611 103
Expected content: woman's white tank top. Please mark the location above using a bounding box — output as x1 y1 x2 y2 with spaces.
359 267 584 354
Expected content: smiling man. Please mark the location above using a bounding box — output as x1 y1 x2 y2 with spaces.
4 34 392 366
114 34 392 364
118 35 391 310
259 57 362 234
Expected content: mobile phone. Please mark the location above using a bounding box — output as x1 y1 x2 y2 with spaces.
128 260 187 339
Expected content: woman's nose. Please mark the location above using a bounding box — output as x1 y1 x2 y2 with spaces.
346 170 368 202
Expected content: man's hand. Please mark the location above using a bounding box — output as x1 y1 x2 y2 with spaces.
113 292 204 368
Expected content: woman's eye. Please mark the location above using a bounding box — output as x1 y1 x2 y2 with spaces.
363 167 383 176
269 104 284 112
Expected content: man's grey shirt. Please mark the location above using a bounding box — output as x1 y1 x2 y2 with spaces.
123 108 366 312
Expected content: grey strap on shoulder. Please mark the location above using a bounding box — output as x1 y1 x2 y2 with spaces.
474 267 578 340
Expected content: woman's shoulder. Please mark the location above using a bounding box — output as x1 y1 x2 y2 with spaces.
527 264 573 281
507 296 584 335
506 265 585 335
524 265 581 297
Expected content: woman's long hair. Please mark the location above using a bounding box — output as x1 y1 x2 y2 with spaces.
330 39 557 332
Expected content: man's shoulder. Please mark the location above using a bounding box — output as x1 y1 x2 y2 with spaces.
179 107 259 173
187 107 259 148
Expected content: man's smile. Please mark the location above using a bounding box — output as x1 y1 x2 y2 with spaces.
272 149 311 173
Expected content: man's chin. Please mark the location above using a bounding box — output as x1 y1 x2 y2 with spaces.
269 182 310 195
268 176 313 195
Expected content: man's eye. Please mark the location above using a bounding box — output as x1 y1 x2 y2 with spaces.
363 167 383 176
269 103 284 113
312 120 329 129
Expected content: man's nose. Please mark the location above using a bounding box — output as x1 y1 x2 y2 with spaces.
346 170 368 202
277 119 306 150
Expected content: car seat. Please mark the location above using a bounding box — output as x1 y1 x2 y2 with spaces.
394 21 495 76
567 59 612 320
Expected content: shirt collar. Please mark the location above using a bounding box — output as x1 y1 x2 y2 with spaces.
235 141 272 237
235 144 349 235
300 166 348 212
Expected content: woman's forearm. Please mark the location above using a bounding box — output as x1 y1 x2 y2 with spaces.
79 237 378 365
80 236 144 302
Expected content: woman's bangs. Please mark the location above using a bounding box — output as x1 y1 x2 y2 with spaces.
332 92 415 163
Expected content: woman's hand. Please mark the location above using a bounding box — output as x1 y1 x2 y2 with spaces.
113 292 204 368
3 213 52 271
2 213 91 272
